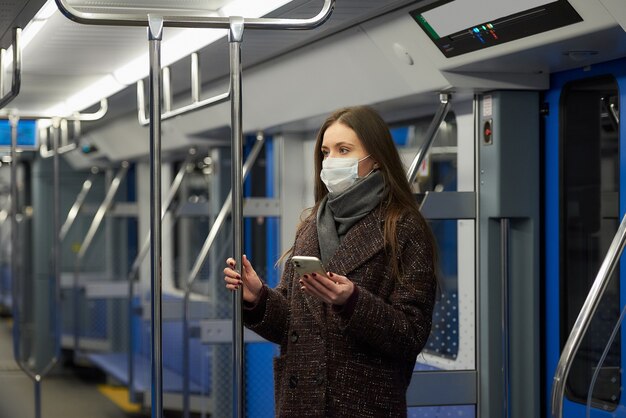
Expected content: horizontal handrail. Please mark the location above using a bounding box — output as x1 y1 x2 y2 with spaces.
551 212 626 417
55 0 334 29
0 28 21 110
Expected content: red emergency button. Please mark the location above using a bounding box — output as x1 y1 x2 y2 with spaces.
483 120 493 145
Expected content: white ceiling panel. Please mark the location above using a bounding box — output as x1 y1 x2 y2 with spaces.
1 0 419 117
23 16 147 75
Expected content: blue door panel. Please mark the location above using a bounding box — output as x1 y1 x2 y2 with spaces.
545 57 626 417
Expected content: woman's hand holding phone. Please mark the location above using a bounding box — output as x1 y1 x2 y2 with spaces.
223 254 263 303
292 256 354 306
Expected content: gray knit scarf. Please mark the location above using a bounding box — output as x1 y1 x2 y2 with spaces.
316 170 386 266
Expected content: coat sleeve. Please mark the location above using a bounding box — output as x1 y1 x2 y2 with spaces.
336 217 437 361
243 224 306 345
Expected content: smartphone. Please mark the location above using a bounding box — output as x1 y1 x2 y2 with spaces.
291 256 327 277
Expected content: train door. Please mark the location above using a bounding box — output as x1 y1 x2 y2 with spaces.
545 59 626 416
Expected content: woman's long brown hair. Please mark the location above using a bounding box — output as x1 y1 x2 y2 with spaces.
302 105 438 279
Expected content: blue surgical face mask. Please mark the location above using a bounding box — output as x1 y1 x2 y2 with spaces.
320 155 371 194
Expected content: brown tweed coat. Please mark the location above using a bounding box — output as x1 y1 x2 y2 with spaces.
244 207 436 417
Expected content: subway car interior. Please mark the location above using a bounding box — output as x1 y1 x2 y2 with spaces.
0 0 625 417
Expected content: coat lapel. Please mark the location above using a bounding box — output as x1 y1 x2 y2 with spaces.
294 209 385 329
326 209 385 278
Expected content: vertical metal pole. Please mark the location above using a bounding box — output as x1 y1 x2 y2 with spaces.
9 113 21 393
0 49 5 98
191 53 200 103
38 111 61 418
148 15 164 418
163 67 171 113
501 218 510 418
229 16 245 418
63 122 82 354
473 95 482 418
60 118 69 147
128 268 136 403
53 118 61 353
9 113 17 347
34 376 41 418
182 288 190 418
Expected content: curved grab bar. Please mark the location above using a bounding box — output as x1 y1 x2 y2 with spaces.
66 98 109 121
0 28 21 110
40 142 76 158
39 100 109 158
551 212 626 417
407 92 451 185
137 77 229 126
54 0 334 29
1 99 108 121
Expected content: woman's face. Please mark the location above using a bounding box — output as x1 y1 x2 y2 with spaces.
320 122 377 177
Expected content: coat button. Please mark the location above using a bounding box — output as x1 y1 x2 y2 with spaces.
289 375 298 388
316 375 325 386
290 331 299 343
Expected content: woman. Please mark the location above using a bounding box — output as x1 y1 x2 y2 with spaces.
224 106 437 417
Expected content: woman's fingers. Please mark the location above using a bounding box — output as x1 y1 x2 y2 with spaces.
224 256 263 304
328 272 349 284
223 266 241 279
300 274 335 302
223 257 242 291
300 272 352 305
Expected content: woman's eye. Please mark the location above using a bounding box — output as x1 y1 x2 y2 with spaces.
339 148 349 154
321 150 329 157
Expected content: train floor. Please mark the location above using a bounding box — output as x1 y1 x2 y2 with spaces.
0 316 152 418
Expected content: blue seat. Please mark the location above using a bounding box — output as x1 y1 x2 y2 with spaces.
86 294 212 395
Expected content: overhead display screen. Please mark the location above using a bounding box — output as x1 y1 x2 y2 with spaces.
410 0 583 58
0 119 38 149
